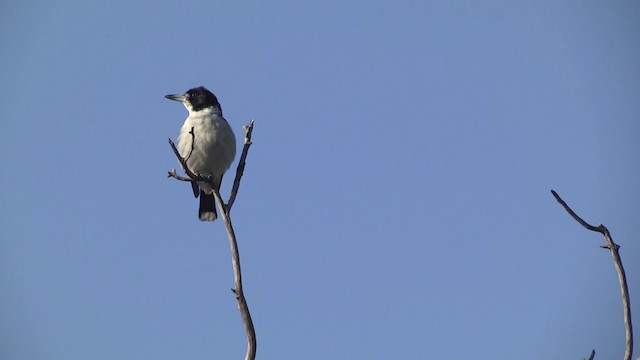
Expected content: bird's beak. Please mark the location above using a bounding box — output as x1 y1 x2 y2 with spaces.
165 93 187 102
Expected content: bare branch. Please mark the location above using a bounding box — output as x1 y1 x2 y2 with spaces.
167 120 257 360
227 119 254 210
167 137 215 184
551 190 633 360
186 126 195 162
551 190 603 233
212 187 257 360
167 168 194 182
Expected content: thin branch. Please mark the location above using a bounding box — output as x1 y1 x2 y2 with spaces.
551 190 633 360
583 349 595 360
227 119 254 210
167 120 257 360
212 187 256 360
167 169 193 182
213 119 257 360
551 190 602 232
186 126 196 162
167 138 213 184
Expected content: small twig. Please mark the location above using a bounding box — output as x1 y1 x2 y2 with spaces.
186 127 196 162
551 190 603 233
583 349 596 360
227 119 254 210
168 138 193 178
551 190 633 360
167 138 214 184
167 169 193 182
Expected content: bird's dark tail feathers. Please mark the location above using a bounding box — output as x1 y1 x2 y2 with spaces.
198 191 217 221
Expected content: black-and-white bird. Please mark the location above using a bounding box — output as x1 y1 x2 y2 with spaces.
165 86 236 221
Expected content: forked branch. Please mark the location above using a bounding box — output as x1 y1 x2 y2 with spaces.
168 120 257 360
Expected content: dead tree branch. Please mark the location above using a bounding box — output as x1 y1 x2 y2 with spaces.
551 190 633 360
212 186 256 360
168 120 257 360
227 119 254 210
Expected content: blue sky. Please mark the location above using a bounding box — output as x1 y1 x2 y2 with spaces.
1 1 639 359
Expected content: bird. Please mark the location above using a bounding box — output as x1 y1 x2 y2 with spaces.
165 86 236 221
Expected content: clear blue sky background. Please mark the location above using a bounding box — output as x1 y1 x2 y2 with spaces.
1 1 639 359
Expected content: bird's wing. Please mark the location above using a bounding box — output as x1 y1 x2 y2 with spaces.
191 181 199 198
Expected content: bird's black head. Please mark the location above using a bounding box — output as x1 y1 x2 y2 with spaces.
185 86 220 112
165 86 221 113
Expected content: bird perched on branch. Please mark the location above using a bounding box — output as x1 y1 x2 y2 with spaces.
165 86 236 221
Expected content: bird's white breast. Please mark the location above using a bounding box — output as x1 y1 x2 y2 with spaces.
177 107 236 184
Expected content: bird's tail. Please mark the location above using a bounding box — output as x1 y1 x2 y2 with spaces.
199 191 217 221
